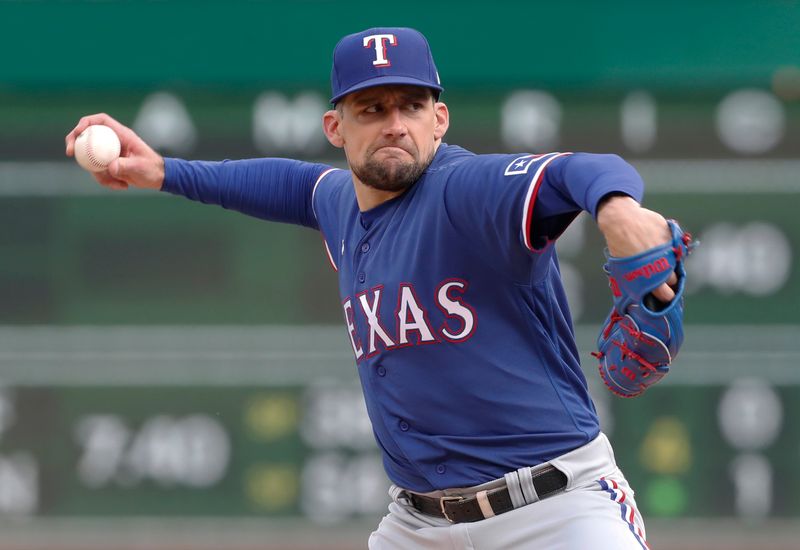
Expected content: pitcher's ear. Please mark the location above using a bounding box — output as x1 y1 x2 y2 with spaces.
434 101 449 140
323 109 344 148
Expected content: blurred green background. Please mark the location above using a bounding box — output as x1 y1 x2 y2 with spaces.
1 1 799 548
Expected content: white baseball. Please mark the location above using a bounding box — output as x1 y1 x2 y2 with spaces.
74 125 121 172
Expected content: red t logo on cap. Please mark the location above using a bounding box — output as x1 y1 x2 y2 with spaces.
363 34 397 67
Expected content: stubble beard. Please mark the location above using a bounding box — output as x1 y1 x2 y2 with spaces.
350 146 435 193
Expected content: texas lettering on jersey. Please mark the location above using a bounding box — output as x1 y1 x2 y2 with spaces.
342 279 477 360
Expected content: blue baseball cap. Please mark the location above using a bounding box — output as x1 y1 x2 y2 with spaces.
330 27 443 104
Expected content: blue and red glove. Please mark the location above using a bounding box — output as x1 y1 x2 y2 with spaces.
593 220 696 397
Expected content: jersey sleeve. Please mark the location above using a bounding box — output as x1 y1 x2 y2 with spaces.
443 152 644 253
161 157 333 230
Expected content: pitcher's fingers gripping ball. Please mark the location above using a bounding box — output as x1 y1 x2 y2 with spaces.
73 124 121 172
593 220 697 397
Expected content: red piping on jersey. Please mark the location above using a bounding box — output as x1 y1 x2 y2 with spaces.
321 236 338 272
522 152 572 252
311 168 340 272
311 168 339 221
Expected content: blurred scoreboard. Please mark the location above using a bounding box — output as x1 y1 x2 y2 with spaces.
0 327 387 522
2 89 799 161
1 187 797 325
0 325 798 523
0 385 384 521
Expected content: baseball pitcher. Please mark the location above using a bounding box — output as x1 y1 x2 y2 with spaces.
65 27 694 550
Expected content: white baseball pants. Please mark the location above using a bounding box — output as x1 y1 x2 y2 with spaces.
369 433 648 550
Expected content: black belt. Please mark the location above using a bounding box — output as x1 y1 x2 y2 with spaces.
406 465 567 524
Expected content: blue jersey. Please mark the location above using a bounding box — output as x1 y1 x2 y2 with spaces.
163 144 644 492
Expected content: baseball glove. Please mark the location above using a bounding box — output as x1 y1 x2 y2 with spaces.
592 220 695 398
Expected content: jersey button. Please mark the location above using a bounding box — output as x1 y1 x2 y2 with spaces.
399 420 409 432
436 464 446 474
377 366 386 377
358 272 366 283
361 242 370 253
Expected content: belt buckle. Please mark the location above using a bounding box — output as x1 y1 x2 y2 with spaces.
439 495 464 523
